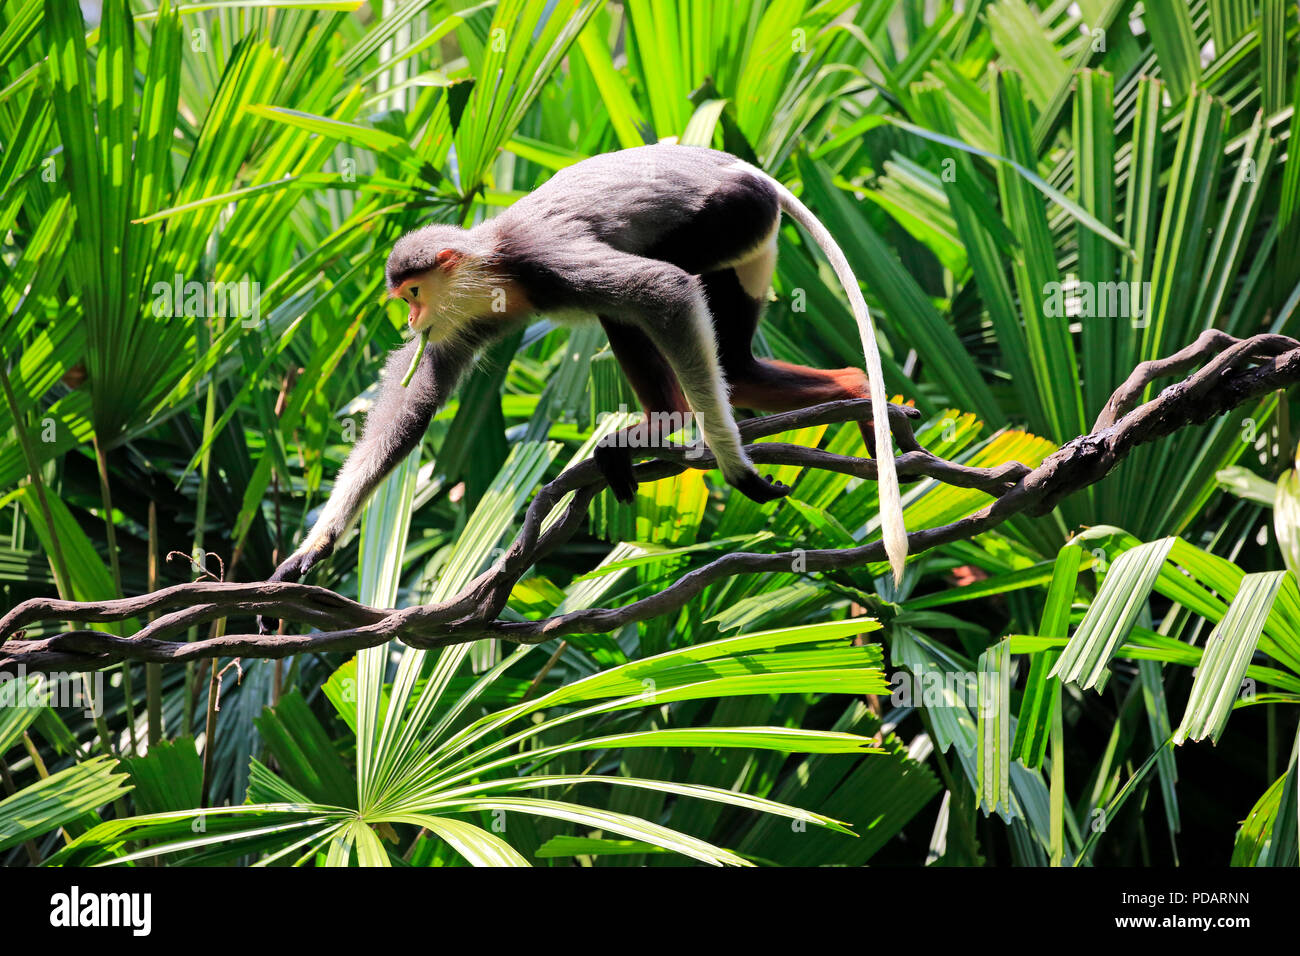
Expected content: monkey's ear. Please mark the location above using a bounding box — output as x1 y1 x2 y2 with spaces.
435 248 462 270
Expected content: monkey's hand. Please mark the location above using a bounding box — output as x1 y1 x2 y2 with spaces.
730 470 791 504
593 443 639 504
258 541 333 634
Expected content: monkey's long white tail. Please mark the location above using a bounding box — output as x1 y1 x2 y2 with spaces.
764 175 908 585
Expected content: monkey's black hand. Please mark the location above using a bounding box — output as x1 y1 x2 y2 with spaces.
258 545 329 634
594 443 639 504
731 471 791 504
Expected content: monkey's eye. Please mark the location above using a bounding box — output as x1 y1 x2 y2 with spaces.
409 287 419 300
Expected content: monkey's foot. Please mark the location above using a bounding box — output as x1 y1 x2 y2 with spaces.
856 418 878 457
258 545 329 633
731 471 791 504
594 444 639 503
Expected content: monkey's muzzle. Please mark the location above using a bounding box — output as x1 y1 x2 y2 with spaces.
408 302 430 331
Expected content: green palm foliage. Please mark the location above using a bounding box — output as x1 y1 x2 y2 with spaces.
1 0 1298 866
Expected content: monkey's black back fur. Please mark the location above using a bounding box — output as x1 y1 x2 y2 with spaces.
488 144 779 303
644 172 777 275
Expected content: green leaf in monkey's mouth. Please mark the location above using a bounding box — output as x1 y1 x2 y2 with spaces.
401 328 430 387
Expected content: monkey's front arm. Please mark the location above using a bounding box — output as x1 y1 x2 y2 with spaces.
259 338 474 629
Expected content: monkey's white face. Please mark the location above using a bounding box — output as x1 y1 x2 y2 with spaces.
393 270 441 336
391 263 466 342
389 246 527 339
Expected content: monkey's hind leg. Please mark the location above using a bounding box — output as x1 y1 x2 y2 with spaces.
595 317 692 503
703 266 883 458
729 360 881 453
642 281 789 503
564 247 788 504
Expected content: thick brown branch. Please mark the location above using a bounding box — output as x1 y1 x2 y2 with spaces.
3 332 1296 673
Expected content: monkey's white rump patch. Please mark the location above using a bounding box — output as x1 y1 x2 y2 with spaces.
729 223 778 300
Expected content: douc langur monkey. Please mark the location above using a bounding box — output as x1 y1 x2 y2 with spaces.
265 144 908 605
